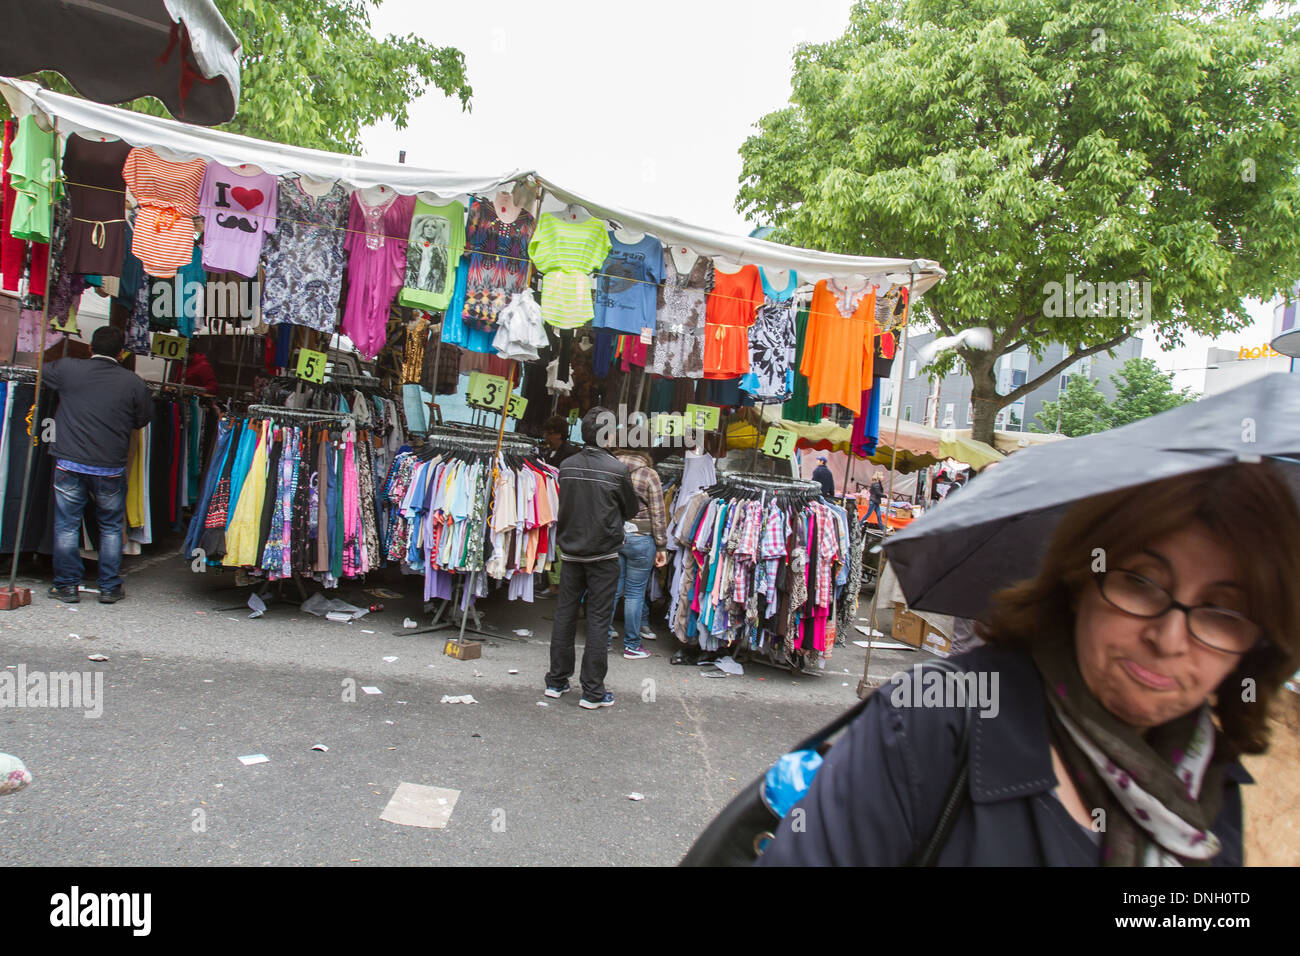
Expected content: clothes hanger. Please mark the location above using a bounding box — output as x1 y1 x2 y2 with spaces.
557 202 591 224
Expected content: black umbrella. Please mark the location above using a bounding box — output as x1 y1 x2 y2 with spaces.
884 373 1300 620
0 0 240 126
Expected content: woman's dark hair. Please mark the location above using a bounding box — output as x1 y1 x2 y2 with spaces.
979 462 1300 759
91 325 125 357
543 415 569 437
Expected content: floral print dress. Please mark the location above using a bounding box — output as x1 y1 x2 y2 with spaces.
648 248 713 379
260 178 350 332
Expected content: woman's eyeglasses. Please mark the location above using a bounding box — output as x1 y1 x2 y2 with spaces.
1094 570 1264 656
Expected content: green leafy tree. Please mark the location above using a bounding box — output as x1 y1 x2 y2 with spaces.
1107 357 1197 426
1033 373 1112 436
738 0 1300 445
1033 357 1196 435
25 0 471 153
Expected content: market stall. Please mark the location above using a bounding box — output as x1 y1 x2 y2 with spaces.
0 73 947 672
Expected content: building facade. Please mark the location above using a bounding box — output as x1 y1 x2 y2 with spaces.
881 331 1145 433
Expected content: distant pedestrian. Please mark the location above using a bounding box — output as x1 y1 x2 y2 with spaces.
865 470 886 528
812 455 836 497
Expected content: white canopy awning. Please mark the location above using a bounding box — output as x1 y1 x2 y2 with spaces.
0 76 947 292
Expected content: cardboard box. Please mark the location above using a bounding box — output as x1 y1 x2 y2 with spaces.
444 639 482 661
891 603 952 657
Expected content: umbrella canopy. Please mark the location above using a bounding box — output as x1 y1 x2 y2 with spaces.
0 0 240 126
884 372 1300 620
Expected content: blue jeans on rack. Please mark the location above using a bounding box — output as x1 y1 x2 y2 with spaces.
613 532 656 652
53 467 126 592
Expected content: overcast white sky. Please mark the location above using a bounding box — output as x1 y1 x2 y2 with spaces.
359 0 1284 392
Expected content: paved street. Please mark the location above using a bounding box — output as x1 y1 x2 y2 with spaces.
0 545 915 866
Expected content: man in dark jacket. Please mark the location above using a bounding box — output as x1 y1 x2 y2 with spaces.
545 406 638 709
812 455 836 498
43 326 152 604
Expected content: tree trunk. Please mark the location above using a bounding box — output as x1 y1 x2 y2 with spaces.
967 351 1007 446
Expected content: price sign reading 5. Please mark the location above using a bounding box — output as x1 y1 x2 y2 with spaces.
150 333 188 361
468 370 509 410
761 427 797 460
684 403 720 432
295 348 327 383
506 394 528 419
654 413 684 437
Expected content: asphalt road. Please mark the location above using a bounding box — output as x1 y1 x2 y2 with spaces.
0 546 918 866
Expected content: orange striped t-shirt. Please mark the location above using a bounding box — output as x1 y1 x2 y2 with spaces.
122 147 206 278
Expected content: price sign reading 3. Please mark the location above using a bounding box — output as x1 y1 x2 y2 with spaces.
467 370 510 410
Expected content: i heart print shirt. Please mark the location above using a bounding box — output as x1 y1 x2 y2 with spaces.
197 161 278 277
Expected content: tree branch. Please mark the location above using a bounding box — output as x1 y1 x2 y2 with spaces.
999 333 1131 405
927 301 955 338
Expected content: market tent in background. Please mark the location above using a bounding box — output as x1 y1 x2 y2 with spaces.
0 0 241 126
0 77 947 292
884 374 1300 621
945 427 1068 456
937 429 1006 470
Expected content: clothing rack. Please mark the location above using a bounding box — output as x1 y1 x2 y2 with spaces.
718 471 820 494
148 380 212 397
394 422 542 642
247 404 354 426
0 364 38 381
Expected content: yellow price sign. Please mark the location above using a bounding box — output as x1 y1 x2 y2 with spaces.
467 370 510 410
654 413 684 437
506 394 528 419
684 403 720 432
761 427 798 460
150 333 188 361
294 347 327 383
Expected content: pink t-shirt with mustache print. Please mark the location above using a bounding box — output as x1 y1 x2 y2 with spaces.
198 162 278 277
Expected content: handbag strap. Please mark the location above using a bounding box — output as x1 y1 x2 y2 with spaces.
909 659 975 866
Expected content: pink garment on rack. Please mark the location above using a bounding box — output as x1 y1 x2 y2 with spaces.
342 191 415 360
341 434 361 576
1 120 49 295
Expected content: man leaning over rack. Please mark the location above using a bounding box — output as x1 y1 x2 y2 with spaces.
43 326 152 604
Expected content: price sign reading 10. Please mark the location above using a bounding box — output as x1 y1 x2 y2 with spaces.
151 333 188 361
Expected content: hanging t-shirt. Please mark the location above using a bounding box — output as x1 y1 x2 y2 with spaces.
198 163 278 277
399 198 466 312
593 231 664 336
800 279 877 411
62 134 131 277
7 114 65 244
704 263 764 379
260 177 350 332
527 213 611 329
463 196 535 333
122 147 206 279
740 267 798 403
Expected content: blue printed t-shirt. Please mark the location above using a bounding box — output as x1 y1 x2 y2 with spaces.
593 232 664 336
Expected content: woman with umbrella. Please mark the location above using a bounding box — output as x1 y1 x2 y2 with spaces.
756 459 1300 865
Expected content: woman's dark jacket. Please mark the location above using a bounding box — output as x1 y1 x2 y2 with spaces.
756 645 1249 866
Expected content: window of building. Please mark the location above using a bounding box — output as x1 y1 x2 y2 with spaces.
942 403 954 427
908 360 917 379
966 402 974 425
904 404 912 422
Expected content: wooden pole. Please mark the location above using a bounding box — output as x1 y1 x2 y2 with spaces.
859 274 915 697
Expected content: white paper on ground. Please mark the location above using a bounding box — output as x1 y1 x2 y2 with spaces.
513 628 532 637
247 593 266 618
379 782 460 829
854 625 886 638
362 686 382 695
237 754 269 766
310 744 329 752
403 618 418 628
382 656 398 663
627 792 645 801
440 694 477 704
302 593 368 620
714 656 744 676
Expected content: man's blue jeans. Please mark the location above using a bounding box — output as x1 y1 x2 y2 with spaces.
53 467 126 592
613 532 656 651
